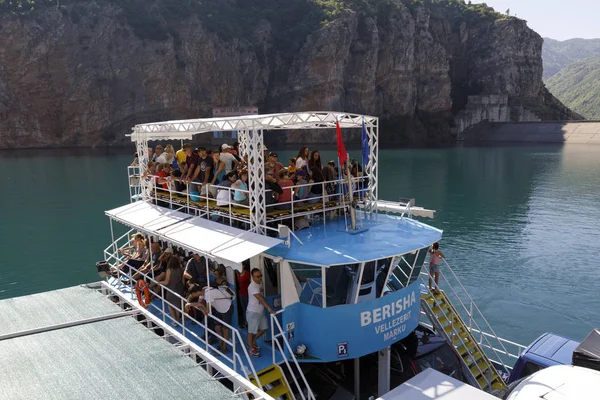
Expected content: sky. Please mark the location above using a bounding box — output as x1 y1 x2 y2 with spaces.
470 0 600 41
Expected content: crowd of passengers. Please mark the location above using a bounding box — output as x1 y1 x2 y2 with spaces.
112 232 275 358
132 142 365 210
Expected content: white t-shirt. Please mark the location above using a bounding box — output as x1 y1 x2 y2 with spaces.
155 153 168 164
204 286 233 313
247 281 264 313
296 157 307 170
220 152 237 173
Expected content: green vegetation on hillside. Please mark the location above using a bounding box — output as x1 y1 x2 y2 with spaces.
546 55 600 120
0 0 516 58
543 37 600 79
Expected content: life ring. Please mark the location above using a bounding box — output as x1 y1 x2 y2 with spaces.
136 280 151 307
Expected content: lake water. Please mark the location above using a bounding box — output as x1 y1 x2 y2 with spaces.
1 145 599 349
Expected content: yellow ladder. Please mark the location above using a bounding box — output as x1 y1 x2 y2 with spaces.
422 291 506 392
249 365 295 400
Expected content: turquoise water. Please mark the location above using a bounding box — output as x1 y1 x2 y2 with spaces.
1 146 599 348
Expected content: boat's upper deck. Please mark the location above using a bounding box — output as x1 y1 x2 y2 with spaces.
266 211 442 266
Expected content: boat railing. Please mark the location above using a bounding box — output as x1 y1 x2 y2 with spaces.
270 310 316 400
102 240 263 389
132 165 370 233
420 258 523 370
127 165 142 202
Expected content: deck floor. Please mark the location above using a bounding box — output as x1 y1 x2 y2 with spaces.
112 280 284 375
0 286 238 400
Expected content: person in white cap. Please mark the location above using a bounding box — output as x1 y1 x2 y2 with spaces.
220 144 238 173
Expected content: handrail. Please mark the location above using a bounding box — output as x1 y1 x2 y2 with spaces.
422 258 513 371
270 311 316 400
421 285 497 390
139 165 370 229
103 244 262 388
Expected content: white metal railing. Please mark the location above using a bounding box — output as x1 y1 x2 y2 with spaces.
131 164 370 232
420 282 498 391
420 258 523 371
102 239 263 389
95 281 272 400
270 311 316 400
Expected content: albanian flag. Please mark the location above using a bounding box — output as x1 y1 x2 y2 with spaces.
336 120 347 166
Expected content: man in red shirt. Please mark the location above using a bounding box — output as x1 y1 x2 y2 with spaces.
236 261 251 329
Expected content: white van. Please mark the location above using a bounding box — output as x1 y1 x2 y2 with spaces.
504 364 600 399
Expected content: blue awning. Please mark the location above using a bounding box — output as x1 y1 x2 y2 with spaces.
266 212 443 266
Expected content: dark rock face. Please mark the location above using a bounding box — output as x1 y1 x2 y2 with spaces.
0 1 577 149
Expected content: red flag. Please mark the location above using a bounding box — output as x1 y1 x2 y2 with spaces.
336 120 347 166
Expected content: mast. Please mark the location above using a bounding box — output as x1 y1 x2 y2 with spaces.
345 156 357 230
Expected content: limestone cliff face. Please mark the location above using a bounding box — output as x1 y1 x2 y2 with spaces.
0 0 577 148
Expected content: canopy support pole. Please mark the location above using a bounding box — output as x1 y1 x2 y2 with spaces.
378 347 391 396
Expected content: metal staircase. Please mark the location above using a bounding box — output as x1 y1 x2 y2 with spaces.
249 365 294 400
421 290 505 392
419 259 516 393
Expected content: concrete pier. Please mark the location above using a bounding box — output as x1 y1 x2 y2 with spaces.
462 121 600 144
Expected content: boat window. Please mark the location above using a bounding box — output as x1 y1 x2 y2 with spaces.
325 264 359 307
393 252 416 288
362 261 376 284
290 263 323 307
521 362 543 379
263 257 279 297
409 248 429 285
375 257 393 297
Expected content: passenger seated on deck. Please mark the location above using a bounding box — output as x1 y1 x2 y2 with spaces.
148 248 173 296
183 253 208 287
113 234 148 276
275 169 294 210
247 268 275 357
231 169 249 206
287 157 297 179
205 267 235 354
323 161 337 197
215 171 237 206
294 170 317 204
132 242 162 280
264 152 284 181
264 175 283 209
209 149 227 197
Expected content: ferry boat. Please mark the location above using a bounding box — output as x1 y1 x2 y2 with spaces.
94 111 574 399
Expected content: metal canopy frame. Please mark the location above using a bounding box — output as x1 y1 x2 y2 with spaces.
131 111 379 233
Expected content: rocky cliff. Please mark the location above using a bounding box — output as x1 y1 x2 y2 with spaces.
0 0 579 148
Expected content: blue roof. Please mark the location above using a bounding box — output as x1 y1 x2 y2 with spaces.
527 332 580 365
266 212 443 265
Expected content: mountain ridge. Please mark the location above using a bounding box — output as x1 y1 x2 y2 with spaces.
542 37 600 79
545 55 600 120
0 0 579 148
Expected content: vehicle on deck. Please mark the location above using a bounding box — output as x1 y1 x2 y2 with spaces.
508 332 580 383
502 365 600 400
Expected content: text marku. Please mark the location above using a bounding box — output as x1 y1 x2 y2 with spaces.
360 291 416 340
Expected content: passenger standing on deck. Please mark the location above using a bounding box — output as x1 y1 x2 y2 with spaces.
220 144 238 173
295 147 310 174
183 254 208 287
159 256 185 326
236 261 251 329
247 268 275 357
204 267 235 354
428 242 445 294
